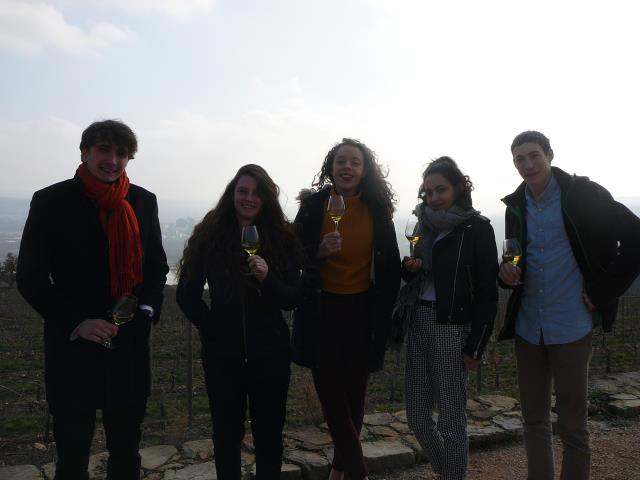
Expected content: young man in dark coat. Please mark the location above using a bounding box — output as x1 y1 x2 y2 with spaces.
17 119 169 480
498 130 640 480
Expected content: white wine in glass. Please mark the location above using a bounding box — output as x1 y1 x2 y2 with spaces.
502 238 523 285
405 215 421 256
327 195 346 232
101 294 138 349
241 225 260 256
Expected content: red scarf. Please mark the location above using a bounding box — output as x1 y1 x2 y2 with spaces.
76 164 144 298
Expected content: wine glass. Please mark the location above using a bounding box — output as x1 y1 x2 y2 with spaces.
327 195 346 232
101 294 138 349
405 215 420 257
241 225 260 256
502 238 523 285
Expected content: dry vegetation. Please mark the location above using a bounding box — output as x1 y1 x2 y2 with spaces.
1 286 639 468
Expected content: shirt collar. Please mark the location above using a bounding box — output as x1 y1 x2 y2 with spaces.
525 173 559 204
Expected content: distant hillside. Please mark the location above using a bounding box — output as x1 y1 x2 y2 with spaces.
0 197 30 217
619 197 640 215
626 276 640 296
2 197 639 272
0 198 29 258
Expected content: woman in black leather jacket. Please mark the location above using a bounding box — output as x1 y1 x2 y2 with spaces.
176 164 303 480
401 157 498 480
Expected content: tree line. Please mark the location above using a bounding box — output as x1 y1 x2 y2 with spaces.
0 252 17 287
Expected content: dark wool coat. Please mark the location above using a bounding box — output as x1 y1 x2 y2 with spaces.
17 176 168 412
291 187 401 372
498 167 640 340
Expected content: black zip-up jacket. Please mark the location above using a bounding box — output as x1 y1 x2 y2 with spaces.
402 215 499 359
176 246 303 361
291 187 401 372
498 167 640 340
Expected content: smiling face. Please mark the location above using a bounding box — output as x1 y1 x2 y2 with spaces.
423 173 457 211
234 174 263 225
330 144 365 197
512 142 553 196
81 142 130 183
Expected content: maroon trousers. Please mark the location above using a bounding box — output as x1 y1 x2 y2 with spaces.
312 291 371 480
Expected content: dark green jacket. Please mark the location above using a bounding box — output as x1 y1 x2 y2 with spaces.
498 167 640 340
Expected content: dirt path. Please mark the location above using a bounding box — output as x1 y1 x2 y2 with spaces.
385 419 640 480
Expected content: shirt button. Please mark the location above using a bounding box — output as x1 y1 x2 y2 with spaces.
539 289 543 293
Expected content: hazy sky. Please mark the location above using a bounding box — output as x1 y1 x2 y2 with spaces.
1 0 639 221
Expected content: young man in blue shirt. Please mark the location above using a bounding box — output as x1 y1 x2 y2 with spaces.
498 130 640 480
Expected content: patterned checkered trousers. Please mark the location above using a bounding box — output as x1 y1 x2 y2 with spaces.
405 303 470 480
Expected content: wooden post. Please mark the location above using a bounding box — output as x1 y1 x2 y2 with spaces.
160 389 166 433
603 333 611 374
150 320 154 398
186 320 193 428
43 411 51 444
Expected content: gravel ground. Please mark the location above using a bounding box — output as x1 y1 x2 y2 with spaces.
384 419 640 480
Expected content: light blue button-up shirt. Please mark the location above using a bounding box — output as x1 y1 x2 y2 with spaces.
515 174 593 345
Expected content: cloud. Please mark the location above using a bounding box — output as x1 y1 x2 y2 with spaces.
58 0 217 18
111 0 216 18
3 83 637 222
0 0 129 55
134 108 358 216
0 116 82 196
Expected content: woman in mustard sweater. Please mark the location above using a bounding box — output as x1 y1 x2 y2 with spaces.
292 138 401 480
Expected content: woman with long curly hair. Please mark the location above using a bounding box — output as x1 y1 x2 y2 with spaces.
176 164 303 480
292 138 401 480
400 157 498 479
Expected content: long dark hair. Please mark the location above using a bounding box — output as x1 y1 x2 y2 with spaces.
178 164 302 284
418 156 474 209
312 138 396 217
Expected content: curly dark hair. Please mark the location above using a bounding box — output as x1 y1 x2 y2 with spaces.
177 164 303 285
79 119 138 159
418 156 474 209
312 138 396 217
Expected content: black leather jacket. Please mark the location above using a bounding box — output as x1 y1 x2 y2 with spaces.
402 215 499 359
498 167 640 340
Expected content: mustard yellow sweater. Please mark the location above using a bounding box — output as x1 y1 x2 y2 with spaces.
320 194 373 294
